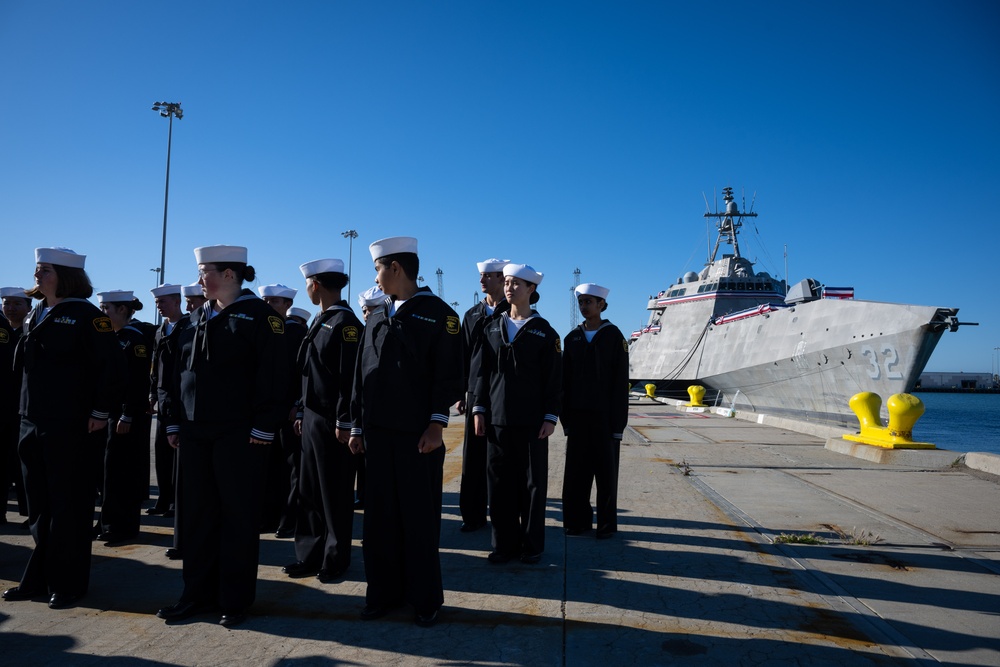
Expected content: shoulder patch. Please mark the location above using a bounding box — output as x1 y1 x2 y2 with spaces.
268 316 285 334
94 317 114 333
342 325 359 343
134 344 148 358
445 315 460 335
555 337 562 353
0 329 8 344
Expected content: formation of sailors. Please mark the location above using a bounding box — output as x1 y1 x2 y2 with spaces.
1 237 629 629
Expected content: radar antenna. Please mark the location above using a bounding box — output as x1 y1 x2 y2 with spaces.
705 186 757 262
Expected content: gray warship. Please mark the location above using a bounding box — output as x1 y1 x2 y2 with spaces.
628 187 968 428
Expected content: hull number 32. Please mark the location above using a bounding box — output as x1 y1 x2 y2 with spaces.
860 344 904 381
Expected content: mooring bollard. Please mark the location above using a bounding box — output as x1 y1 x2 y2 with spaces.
645 383 657 399
843 392 936 449
687 385 706 407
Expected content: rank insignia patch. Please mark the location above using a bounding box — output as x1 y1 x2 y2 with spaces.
93 317 113 333
343 326 359 343
134 344 148 358
445 315 460 335
0 330 8 344
268 316 285 334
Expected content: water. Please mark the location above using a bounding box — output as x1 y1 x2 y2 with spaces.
911 392 1000 456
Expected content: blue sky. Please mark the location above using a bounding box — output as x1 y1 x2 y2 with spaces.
1 1 997 372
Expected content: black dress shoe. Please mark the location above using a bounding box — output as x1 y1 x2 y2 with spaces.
100 531 137 545
49 592 83 609
564 527 592 536
595 529 616 540
459 521 486 533
156 600 214 621
415 608 439 627
274 528 294 539
3 586 44 601
165 548 182 560
360 603 390 621
519 551 542 564
317 565 347 582
219 610 247 627
145 506 165 516
282 561 319 578
161 509 175 519
487 550 515 564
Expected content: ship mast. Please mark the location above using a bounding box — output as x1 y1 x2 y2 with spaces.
705 186 756 263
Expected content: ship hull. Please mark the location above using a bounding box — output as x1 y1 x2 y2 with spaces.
631 299 954 428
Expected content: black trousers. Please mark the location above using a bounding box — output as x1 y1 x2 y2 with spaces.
151 417 175 511
178 423 265 612
458 393 488 526
361 425 445 614
100 413 152 535
486 424 548 557
1 411 27 517
17 416 99 596
294 408 356 572
562 417 620 534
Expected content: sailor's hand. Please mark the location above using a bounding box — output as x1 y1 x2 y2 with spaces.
348 435 365 455
88 417 107 433
537 421 555 440
473 413 485 437
417 423 444 454
167 434 180 449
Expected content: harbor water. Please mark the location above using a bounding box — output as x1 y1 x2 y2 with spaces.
912 392 1000 457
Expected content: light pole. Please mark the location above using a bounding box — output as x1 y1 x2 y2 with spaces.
151 101 183 284
150 268 162 324
341 229 358 288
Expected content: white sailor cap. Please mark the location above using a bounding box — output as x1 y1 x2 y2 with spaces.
286 306 311 322
477 258 511 273
358 285 385 309
182 282 204 297
369 236 417 261
299 258 346 278
258 284 297 299
575 283 610 300
503 263 543 285
35 247 86 269
97 290 134 304
150 283 182 298
193 245 247 265
0 287 29 299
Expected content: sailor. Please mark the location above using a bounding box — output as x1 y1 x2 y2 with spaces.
283 257 361 583
351 285 385 508
182 282 206 313
561 283 629 539
1 286 31 525
95 290 152 545
472 263 561 565
286 306 311 327
3 248 124 610
147 284 185 518
456 259 510 533
156 245 287 628
257 283 304 538
348 236 463 627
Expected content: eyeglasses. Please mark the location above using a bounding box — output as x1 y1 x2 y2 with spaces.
197 267 220 278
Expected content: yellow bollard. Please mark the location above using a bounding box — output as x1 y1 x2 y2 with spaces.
645 384 657 399
687 385 706 407
843 392 936 449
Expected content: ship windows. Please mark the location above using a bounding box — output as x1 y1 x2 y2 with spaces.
736 282 746 291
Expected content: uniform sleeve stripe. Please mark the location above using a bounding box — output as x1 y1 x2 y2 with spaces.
544 414 559 424
430 413 450 425
250 428 275 441
91 410 110 420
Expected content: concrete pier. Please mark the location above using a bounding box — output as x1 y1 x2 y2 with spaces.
2 398 998 665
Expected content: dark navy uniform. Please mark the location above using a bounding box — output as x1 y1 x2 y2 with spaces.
264 317 307 534
149 314 192 514
169 291 287 614
1 315 26 522
100 323 152 538
561 322 629 536
14 299 124 598
472 312 561 559
458 299 509 528
351 288 463 615
294 302 361 575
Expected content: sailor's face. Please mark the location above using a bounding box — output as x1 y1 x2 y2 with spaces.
480 271 503 294
503 276 534 306
2 296 29 324
185 295 206 313
155 295 181 320
577 295 603 319
374 260 399 295
33 263 58 300
262 296 292 316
